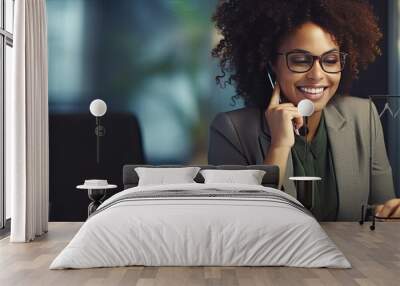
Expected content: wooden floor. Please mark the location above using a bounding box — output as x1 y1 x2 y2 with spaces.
0 222 399 286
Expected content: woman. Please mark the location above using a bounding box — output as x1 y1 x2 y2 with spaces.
209 0 400 221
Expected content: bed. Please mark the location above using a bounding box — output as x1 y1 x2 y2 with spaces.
50 165 350 269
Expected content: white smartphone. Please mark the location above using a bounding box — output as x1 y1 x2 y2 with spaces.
267 70 281 104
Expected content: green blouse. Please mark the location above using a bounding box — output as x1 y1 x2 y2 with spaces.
291 112 338 221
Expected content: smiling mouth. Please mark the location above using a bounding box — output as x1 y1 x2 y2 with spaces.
296 86 328 100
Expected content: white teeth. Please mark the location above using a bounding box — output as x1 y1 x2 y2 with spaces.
299 87 325 94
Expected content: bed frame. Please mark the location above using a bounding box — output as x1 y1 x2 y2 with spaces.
123 164 279 189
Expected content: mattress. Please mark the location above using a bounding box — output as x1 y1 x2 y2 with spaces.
50 183 351 269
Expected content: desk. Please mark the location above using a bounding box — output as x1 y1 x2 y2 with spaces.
0 222 399 286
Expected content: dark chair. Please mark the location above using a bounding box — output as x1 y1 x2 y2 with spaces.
49 112 145 221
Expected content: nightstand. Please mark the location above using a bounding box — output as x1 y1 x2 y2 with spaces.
77 180 117 217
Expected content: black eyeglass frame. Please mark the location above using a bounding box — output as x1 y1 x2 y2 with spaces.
276 51 348 74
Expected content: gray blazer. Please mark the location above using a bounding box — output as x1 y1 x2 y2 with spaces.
208 96 395 220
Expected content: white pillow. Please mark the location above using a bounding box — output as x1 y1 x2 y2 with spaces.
200 169 266 185
135 167 201 186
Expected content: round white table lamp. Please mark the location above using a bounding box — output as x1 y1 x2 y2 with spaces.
296 99 315 182
89 99 107 164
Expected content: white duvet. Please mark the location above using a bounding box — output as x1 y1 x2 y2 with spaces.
50 183 351 269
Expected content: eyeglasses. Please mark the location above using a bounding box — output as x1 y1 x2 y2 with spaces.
276 51 348 73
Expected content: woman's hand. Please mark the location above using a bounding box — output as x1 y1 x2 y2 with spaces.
265 82 304 148
375 198 400 219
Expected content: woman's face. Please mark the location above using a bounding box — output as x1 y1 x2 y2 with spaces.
272 22 341 112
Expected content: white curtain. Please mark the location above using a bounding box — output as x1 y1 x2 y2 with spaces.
6 0 49 242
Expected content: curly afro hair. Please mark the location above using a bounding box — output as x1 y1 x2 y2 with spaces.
211 0 383 108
